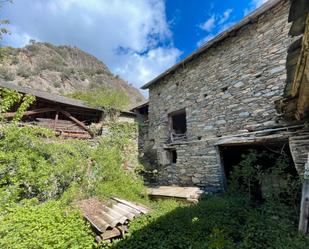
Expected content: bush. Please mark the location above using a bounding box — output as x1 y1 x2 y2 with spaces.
16 66 32 78
67 86 130 111
53 81 61 88
0 125 90 206
60 68 75 80
0 200 94 249
0 67 15 81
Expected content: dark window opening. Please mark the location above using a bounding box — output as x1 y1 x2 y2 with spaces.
219 141 300 203
169 109 187 142
221 86 228 92
171 150 177 163
167 149 177 164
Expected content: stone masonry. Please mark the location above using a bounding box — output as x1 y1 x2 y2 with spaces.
145 0 306 192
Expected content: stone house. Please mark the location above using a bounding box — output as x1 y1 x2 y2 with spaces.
140 0 309 192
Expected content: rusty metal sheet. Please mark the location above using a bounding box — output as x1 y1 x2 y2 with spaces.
76 197 150 241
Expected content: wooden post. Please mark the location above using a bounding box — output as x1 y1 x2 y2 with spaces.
53 111 59 130
299 153 309 235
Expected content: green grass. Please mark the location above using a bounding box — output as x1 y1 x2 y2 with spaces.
104 195 309 249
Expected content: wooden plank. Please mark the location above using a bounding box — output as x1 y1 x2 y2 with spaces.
3 107 56 118
299 153 309 235
288 0 309 23
147 186 203 201
60 109 94 137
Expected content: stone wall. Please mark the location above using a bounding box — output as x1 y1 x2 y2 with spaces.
147 0 296 191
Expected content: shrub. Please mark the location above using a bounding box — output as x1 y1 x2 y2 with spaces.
229 149 301 206
67 86 130 111
0 200 94 249
11 56 19 65
60 68 75 81
53 81 61 88
0 125 91 206
0 67 15 81
16 66 32 78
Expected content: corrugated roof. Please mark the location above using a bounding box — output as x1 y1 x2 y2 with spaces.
76 197 150 242
141 0 284 90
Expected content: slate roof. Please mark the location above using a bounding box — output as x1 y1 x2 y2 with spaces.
0 81 136 115
0 81 100 111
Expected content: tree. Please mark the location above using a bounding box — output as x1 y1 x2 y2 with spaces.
0 1 12 41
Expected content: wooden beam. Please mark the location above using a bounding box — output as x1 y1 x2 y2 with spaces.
3 108 56 118
299 153 309 235
53 111 59 130
60 110 94 137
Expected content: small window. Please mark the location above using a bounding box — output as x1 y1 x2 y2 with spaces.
169 109 187 142
167 149 177 164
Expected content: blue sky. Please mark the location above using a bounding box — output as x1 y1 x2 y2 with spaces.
1 0 267 93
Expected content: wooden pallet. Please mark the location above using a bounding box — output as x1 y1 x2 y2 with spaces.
147 186 204 203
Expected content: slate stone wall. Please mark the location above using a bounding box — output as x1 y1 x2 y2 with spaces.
147 0 294 191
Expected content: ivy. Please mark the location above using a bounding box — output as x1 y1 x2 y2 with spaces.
0 88 35 122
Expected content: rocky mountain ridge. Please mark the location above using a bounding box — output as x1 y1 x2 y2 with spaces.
0 42 144 108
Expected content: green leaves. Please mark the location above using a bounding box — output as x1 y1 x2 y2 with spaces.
67 86 130 112
0 88 35 122
0 200 94 249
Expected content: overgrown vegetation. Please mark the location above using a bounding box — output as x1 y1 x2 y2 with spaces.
0 40 306 247
0 200 94 249
67 86 130 111
107 195 308 249
101 150 308 249
0 88 144 248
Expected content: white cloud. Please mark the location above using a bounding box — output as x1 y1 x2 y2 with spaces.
253 0 268 7
114 47 182 85
219 9 233 24
2 0 181 91
197 8 234 47
244 0 268 16
196 35 214 47
199 16 216 32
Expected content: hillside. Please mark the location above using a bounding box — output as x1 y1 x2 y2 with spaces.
0 42 144 108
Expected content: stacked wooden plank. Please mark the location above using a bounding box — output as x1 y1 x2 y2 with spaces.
147 186 204 203
76 197 150 242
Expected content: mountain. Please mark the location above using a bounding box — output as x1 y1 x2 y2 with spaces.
0 42 144 108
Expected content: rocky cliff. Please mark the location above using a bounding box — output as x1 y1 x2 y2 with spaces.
0 42 144 107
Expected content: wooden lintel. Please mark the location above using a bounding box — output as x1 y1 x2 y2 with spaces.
60 110 94 137
3 108 57 118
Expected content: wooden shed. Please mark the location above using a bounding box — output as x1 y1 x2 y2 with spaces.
0 81 135 139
